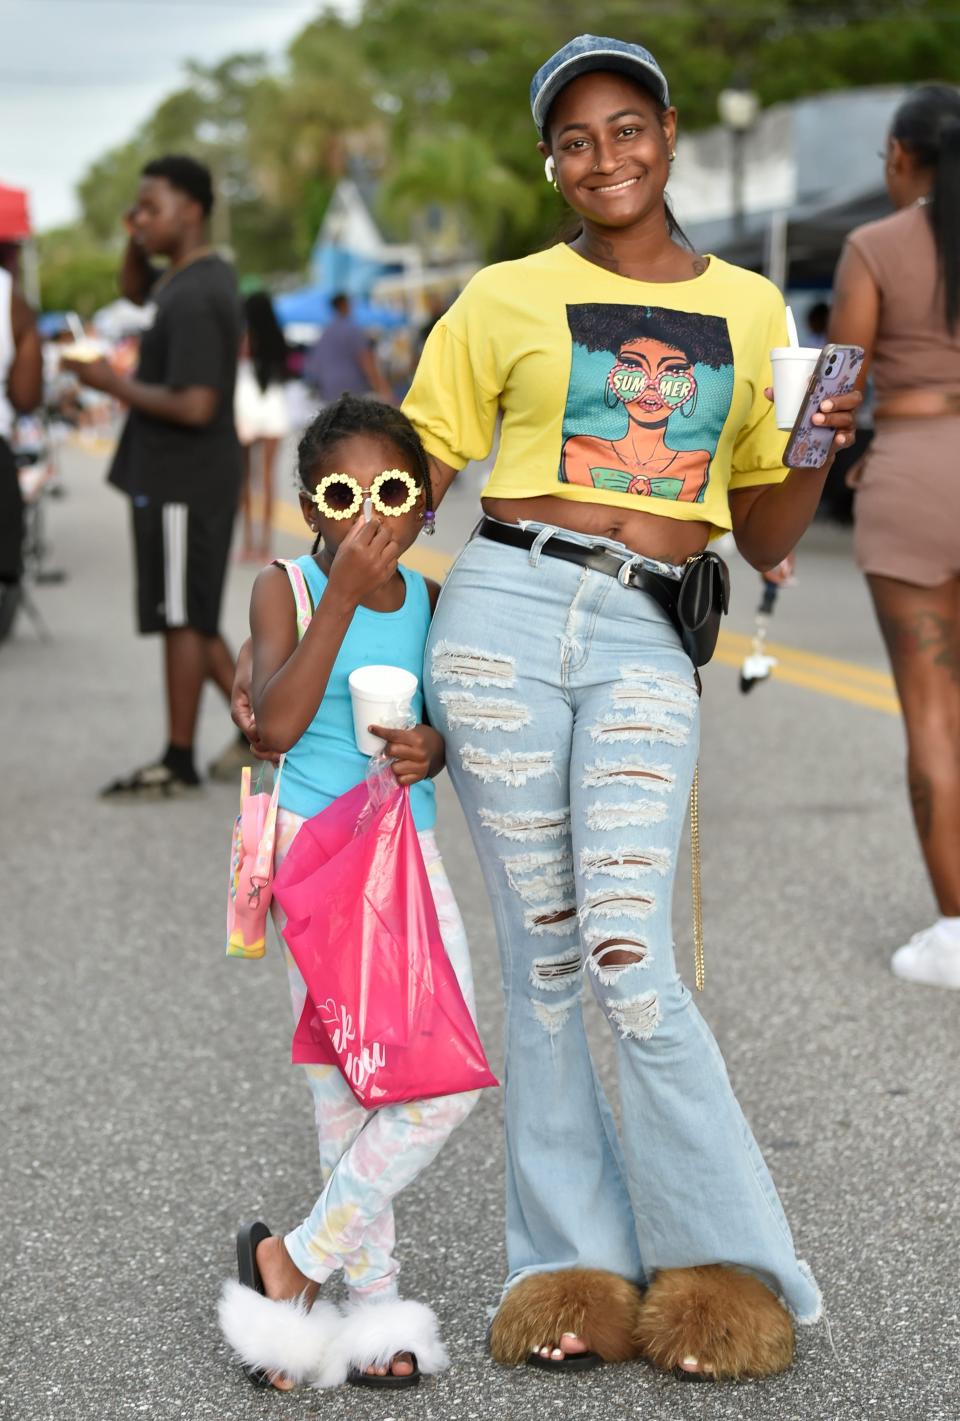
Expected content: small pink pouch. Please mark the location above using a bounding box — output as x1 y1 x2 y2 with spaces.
225 763 283 960
225 557 312 959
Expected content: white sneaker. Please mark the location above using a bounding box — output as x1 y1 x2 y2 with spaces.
890 924 960 989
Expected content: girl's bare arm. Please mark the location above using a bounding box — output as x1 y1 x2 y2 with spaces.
251 520 400 750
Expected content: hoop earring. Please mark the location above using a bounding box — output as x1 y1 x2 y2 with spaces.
680 386 698 419
604 380 621 410
544 156 558 191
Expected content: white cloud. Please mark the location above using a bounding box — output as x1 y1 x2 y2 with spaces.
0 0 341 229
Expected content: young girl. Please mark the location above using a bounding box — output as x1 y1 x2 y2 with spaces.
219 394 479 1392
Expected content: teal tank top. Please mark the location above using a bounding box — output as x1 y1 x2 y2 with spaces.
278 555 437 831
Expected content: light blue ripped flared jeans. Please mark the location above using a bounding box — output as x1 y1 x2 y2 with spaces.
424 530 821 1323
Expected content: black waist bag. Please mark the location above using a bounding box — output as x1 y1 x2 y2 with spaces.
674 552 730 667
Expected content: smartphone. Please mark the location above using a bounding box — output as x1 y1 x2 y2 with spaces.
783 343 865 469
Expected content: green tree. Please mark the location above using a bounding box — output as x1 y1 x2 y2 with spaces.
37 228 120 316
381 127 538 257
48 0 960 310
246 14 378 262
360 0 960 256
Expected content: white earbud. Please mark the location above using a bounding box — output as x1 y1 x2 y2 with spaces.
544 156 557 186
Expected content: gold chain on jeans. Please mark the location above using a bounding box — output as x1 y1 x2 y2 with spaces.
690 764 704 991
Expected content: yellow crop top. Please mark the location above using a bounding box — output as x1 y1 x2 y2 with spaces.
402 244 791 532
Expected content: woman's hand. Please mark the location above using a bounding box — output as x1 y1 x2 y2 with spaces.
810 389 861 457
765 386 861 459
368 724 445 785
326 516 400 607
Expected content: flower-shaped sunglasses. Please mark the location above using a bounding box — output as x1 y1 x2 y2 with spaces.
310 469 420 521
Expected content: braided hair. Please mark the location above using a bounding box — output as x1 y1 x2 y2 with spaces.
298 394 435 554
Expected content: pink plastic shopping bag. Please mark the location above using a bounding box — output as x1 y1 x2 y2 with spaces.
225 762 283 959
273 774 499 1107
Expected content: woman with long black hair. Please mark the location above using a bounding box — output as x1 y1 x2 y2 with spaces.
830 85 960 990
235 290 290 560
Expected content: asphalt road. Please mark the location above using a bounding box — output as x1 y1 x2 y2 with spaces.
2 438 958 1421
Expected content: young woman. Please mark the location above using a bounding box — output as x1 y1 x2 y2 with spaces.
829 84 960 991
219 395 478 1392
401 36 857 1380
234 291 290 560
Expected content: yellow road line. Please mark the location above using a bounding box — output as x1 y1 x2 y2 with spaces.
718 628 894 690
271 500 901 716
711 647 900 715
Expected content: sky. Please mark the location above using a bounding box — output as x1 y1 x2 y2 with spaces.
0 0 345 231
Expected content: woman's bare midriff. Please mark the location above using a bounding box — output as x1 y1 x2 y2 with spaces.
481 493 712 565
874 388 960 420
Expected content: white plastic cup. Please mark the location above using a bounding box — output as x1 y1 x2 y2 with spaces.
348 665 418 755
770 347 821 430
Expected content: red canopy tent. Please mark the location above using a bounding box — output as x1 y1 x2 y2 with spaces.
0 184 31 241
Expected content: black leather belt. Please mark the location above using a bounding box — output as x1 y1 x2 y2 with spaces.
475 517 682 627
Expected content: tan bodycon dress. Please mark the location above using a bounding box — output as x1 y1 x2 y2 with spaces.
845 204 960 586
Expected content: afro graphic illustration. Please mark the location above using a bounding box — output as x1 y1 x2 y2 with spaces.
560 304 734 503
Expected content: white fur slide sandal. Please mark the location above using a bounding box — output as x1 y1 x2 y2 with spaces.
320 1297 450 1391
218 1279 342 1386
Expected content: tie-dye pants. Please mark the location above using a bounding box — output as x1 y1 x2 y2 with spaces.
271 811 480 1300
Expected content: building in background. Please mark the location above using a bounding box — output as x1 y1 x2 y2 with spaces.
671 87 907 291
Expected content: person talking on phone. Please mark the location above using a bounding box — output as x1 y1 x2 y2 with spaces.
231 35 858 1381
829 85 960 990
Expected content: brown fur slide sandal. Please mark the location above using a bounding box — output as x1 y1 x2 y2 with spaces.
633 1265 796 1380
489 1268 644 1369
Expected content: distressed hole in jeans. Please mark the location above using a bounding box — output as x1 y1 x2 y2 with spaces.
431 641 516 688
613 667 699 717
580 887 658 925
530 947 583 992
504 848 575 904
524 901 579 937
582 759 676 793
589 938 649 985
580 847 671 880
479 806 571 841
460 745 554 786
586 799 668 831
589 713 690 748
608 990 662 1040
531 995 578 1036
438 691 531 732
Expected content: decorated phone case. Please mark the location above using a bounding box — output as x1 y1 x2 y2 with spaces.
783 343 864 469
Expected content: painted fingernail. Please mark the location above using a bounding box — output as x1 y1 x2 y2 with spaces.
821 399 834 411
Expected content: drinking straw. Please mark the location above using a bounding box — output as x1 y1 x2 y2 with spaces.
363 496 372 523
785 306 800 348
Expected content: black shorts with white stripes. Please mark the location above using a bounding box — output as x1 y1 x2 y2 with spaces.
131 497 235 636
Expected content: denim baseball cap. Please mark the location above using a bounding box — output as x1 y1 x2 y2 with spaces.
530 35 670 137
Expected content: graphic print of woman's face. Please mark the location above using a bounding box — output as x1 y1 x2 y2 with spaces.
607 337 697 425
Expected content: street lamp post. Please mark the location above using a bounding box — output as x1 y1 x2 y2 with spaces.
717 88 760 242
